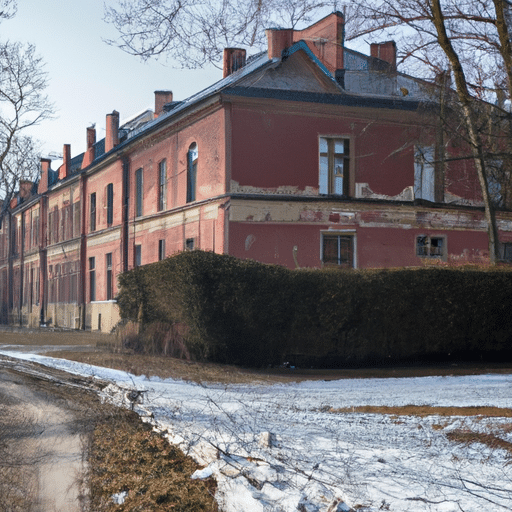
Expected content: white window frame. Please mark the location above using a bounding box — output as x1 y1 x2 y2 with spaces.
416 234 446 260
321 230 357 268
414 145 435 202
319 136 351 196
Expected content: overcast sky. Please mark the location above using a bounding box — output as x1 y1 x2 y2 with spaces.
1 0 220 161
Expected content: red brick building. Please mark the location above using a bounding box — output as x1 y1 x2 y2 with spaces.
1 12 512 331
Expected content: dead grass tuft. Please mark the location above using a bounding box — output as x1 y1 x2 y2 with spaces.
89 409 217 512
446 429 512 455
329 405 512 418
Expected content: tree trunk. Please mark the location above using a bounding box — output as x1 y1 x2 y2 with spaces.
431 0 501 263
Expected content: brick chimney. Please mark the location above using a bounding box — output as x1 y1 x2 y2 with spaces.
292 12 345 74
105 110 120 153
82 126 96 168
19 180 33 200
370 41 397 70
154 91 173 118
223 48 247 77
266 28 294 59
37 158 51 194
58 144 71 180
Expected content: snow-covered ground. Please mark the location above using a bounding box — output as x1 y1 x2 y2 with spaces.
1 346 511 512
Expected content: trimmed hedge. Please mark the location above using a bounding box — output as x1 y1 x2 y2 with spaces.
117 251 512 367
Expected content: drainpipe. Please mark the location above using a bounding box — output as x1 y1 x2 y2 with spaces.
79 173 87 329
7 211 13 324
19 211 25 326
39 194 48 326
122 156 130 272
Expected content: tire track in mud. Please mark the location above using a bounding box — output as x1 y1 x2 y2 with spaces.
0 356 109 512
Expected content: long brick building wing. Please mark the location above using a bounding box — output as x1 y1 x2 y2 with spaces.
1 12 511 331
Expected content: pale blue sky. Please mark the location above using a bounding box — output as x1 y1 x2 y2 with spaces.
1 0 220 160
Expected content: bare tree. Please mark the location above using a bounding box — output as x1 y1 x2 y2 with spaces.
0 40 53 205
347 0 512 263
0 0 16 21
104 0 331 67
0 135 41 203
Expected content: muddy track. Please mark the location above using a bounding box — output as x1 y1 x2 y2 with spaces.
0 356 112 512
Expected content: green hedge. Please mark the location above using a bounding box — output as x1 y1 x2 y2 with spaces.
117 251 512 367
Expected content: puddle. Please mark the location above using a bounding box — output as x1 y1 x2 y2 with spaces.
0 370 87 511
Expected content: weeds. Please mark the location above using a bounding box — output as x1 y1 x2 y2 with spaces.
88 409 217 511
329 405 512 418
446 429 512 455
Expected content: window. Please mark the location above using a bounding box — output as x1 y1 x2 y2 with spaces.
158 159 167 211
106 253 113 300
106 183 114 226
158 239 166 261
187 143 198 203
135 244 142 267
416 235 445 259
503 243 512 262
186 238 195 251
135 168 143 217
89 257 96 302
414 146 435 202
319 137 350 196
72 201 80 238
322 233 354 268
90 193 96 232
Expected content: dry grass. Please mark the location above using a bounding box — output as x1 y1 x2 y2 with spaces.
329 405 512 418
3 327 512 511
2 327 512 385
446 428 512 455
89 409 217 512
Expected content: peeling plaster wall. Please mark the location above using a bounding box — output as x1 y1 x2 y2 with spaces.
227 198 512 268
229 102 424 200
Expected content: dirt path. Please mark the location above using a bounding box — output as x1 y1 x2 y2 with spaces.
0 356 107 512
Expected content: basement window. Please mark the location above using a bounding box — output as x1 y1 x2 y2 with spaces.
416 235 445 259
158 239 166 261
502 242 512 262
135 244 142 267
322 233 355 268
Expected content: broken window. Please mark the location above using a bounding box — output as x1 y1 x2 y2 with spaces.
416 235 445 258
414 146 435 202
322 233 354 267
319 137 350 196
187 143 198 203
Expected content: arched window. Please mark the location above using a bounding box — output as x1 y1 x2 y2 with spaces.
187 143 198 203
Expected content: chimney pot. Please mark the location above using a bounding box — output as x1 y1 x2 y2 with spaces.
223 48 247 78
87 126 96 149
58 144 71 180
37 158 52 194
105 111 120 152
154 91 173 117
266 28 294 60
82 126 97 168
19 180 33 199
370 41 397 70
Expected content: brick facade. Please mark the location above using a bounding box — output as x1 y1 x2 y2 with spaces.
1 12 512 331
